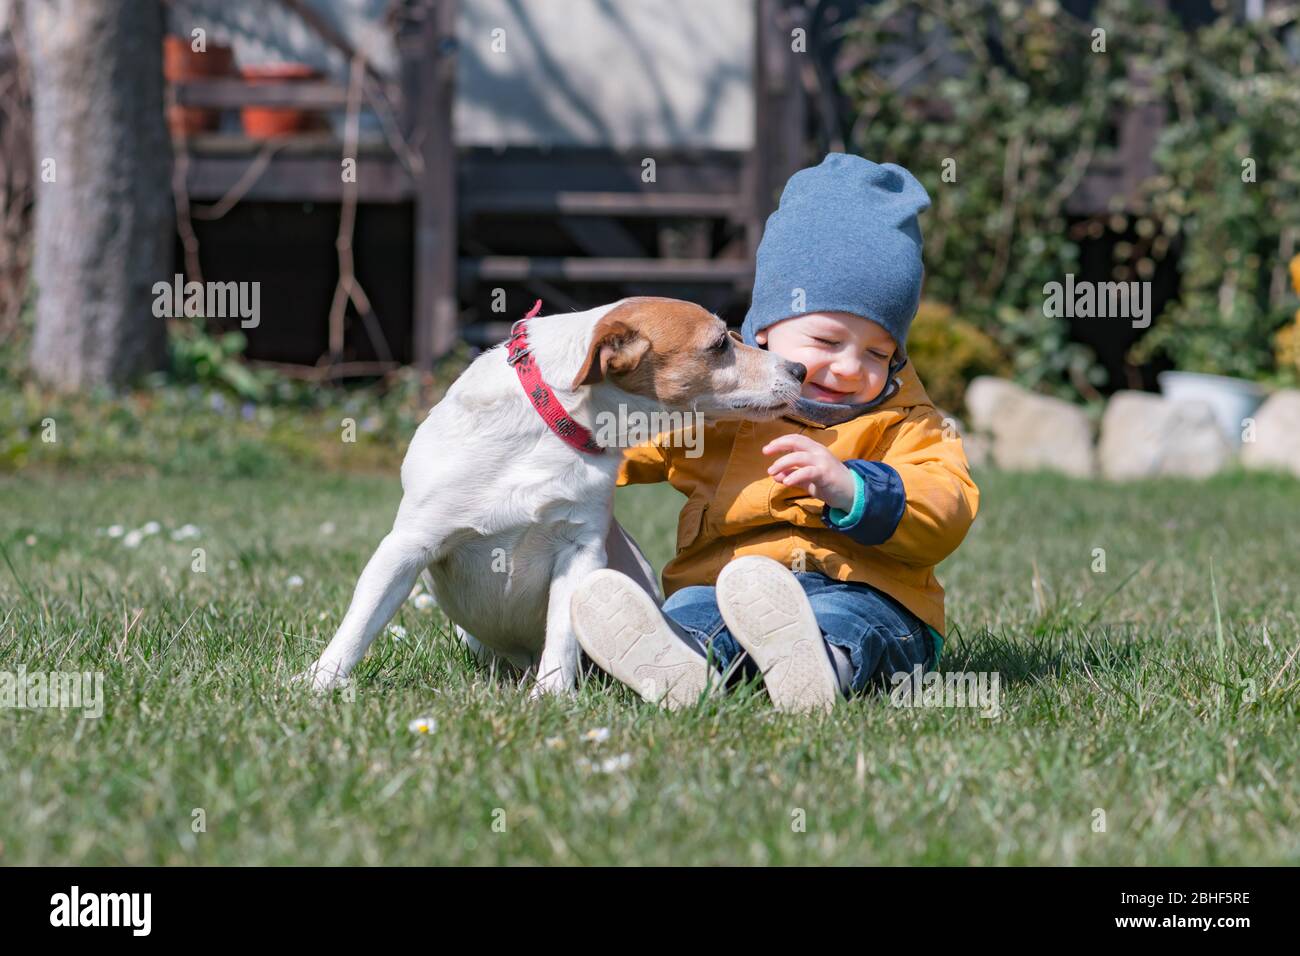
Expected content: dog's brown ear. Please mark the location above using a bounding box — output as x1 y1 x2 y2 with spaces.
572 317 650 388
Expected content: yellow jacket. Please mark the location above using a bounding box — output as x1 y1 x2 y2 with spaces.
616 362 979 633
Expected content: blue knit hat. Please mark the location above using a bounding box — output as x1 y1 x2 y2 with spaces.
741 153 931 364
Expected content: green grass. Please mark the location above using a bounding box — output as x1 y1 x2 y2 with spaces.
0 468 1297 865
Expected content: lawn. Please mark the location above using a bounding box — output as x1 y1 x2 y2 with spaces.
0 466 1297 865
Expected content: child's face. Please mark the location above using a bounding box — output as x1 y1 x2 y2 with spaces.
756 311 895 404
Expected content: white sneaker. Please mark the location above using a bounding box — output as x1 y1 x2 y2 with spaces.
570 569 716 709
715 556 840 713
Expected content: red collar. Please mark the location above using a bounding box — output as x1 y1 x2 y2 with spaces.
506 300 605 456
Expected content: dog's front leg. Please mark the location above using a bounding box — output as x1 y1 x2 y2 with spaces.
297 530 431 690
530 537 607 698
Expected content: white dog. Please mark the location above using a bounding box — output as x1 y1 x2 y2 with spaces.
299 296 805 696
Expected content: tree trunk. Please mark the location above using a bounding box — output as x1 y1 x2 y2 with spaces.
25 0 172 391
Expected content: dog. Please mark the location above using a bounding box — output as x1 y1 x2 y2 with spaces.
297 296 806 697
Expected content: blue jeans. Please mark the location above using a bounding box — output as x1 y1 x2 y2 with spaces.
662 572 935 696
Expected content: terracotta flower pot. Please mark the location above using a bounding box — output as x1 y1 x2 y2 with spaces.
163 36 236 136
239 63 326 139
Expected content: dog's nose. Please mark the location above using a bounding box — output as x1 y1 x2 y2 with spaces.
782 360 807 383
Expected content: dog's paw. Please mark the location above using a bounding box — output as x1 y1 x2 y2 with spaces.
527 674 576 701
288 662 351 694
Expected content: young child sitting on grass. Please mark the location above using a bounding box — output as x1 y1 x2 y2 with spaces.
571 153 979 713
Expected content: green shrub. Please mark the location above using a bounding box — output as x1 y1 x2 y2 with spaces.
844 0 1300 394
906 301 1009 411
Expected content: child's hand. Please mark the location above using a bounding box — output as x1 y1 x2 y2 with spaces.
762 434 857 512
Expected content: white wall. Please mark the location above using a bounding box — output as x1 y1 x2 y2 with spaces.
167 0 755 149
457 0 754 149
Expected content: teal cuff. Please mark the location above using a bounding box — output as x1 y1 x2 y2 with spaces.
825 469 866 528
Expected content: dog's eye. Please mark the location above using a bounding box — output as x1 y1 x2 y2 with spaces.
708 335 731 353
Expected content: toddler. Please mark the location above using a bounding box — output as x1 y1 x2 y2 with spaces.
571 153 979 712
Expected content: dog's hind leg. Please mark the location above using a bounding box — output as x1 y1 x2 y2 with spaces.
530 535 607 698
298 530 432 690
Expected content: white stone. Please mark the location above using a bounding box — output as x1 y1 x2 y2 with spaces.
964 377 1095 477
1241 390 1300 478
961 432 991 470
1098 391 1233 480
964 377 1026 434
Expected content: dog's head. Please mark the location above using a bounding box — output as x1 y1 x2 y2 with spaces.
571 297 804 418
